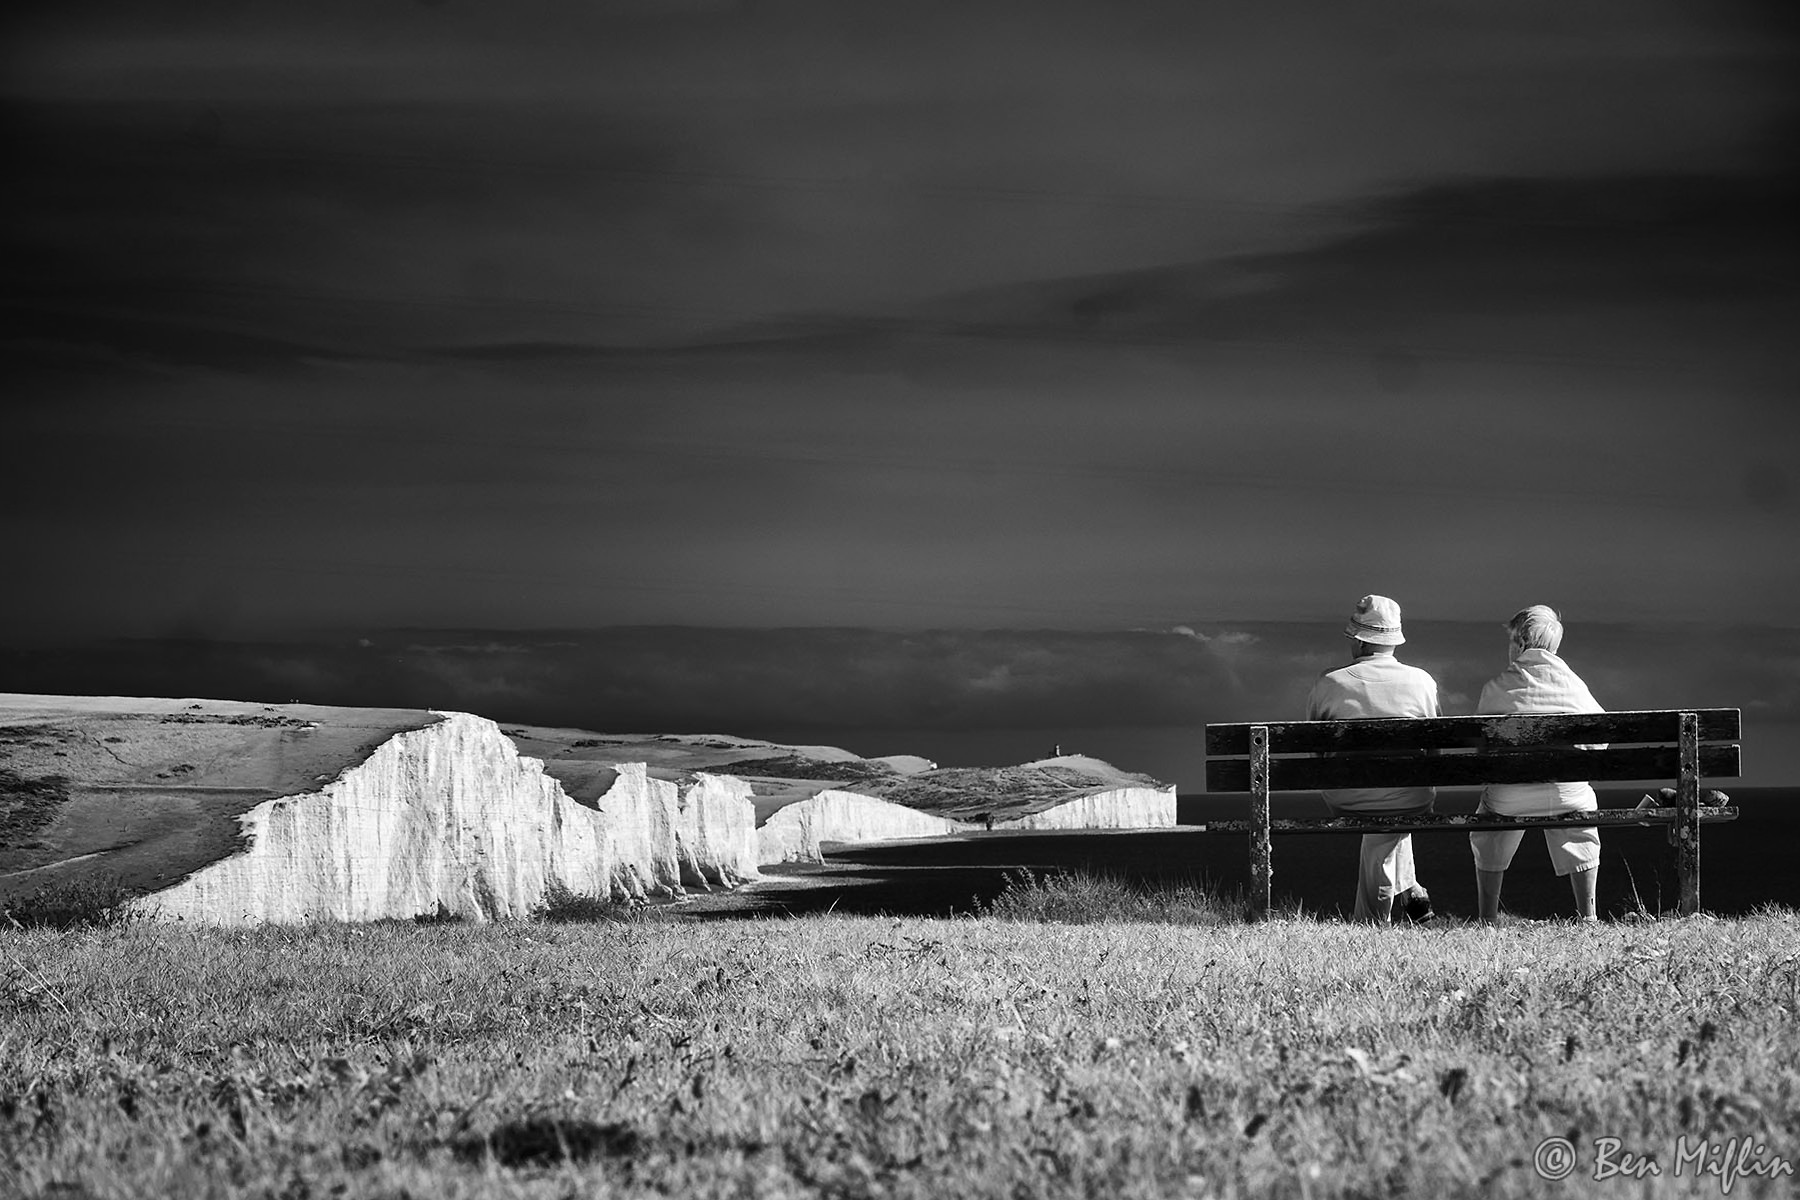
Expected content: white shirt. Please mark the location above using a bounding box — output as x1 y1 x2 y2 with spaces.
1306 652 1441 812
1477 647 1604 814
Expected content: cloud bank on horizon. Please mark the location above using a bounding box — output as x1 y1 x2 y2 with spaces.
3 0 1797 640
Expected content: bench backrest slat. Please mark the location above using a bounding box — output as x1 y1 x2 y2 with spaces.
1205 743 1741 793
1204 708 1740 756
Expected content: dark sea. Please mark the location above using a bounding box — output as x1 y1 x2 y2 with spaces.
785 787 1798 921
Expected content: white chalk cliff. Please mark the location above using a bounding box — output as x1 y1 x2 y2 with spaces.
11 693 1183 924
674 772 761 888
757 788 970 864
591 761 682 902
133 713 758 924
991 785 1177 831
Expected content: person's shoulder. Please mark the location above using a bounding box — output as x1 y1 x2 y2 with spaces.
1554 660 1605 710
1554 656 1598 687
1313 663 1357 687
1393 658 1439 684
1306 664 1352 717
1473 676 1508 715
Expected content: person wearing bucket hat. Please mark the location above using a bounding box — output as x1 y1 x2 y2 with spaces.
1305 595 1442 924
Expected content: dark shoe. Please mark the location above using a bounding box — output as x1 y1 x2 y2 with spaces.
1398 885 1436 925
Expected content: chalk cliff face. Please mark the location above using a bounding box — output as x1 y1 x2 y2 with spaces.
992 786 1177 831
592 762 682 902
673 772 760 888
9 692 1175 923
758 789 969 864
133 713 704 925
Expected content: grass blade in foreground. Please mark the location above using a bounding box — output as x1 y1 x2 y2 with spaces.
3 907 1797 1198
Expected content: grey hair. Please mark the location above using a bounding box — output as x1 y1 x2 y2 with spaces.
1506 605 1563 654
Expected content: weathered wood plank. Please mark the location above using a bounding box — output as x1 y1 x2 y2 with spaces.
1205 743 1740 792
1676 711 1702 915
1205 708 1740 756
1249 724 1271 922
1198 806 1738 836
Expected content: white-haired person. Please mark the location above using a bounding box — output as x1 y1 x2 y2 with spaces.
1471 605 1605 923
1306 595 1441 924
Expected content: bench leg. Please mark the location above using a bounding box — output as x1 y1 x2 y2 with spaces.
1250 725 1271 920
1675 710 1701 915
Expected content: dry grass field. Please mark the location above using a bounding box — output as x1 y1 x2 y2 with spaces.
3 879 1797 1199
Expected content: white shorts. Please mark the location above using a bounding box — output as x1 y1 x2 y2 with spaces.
1469 783 1601 877
1469 826 1600 876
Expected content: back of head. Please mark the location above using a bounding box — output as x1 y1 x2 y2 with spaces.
1507 605 1563 654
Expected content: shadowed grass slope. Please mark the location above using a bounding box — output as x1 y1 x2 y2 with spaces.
2 908 1797 1198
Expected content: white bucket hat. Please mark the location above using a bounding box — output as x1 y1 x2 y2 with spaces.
1344 594 1405 645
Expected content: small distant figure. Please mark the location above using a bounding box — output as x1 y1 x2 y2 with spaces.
1051 744 1062 756
984 814 995 832
1306 594 1440 925
1470 606 1605 923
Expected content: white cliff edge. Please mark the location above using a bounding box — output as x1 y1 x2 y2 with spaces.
131 713 758 925
757 788 969 864
993 785 1177 831
674 772 761 888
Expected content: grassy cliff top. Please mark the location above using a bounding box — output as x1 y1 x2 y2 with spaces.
857 760 1169 822
0 693 440 898
492 723 1170 821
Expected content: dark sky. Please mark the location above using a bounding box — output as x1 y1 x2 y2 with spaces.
4 2 1799 779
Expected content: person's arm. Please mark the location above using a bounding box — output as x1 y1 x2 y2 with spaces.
1420 677 1444 762
1305 677 1336 763
1474 677 1505 716
1574 676 1607 750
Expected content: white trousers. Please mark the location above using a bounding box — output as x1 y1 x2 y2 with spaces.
1350 833 1417 923
1323 790 1432 923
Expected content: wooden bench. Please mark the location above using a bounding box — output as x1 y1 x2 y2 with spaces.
1202 708 1741 920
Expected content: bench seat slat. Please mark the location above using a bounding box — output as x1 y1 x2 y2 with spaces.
1206 743 1740 792
1198 806 1738 835
1205 708 1740 756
